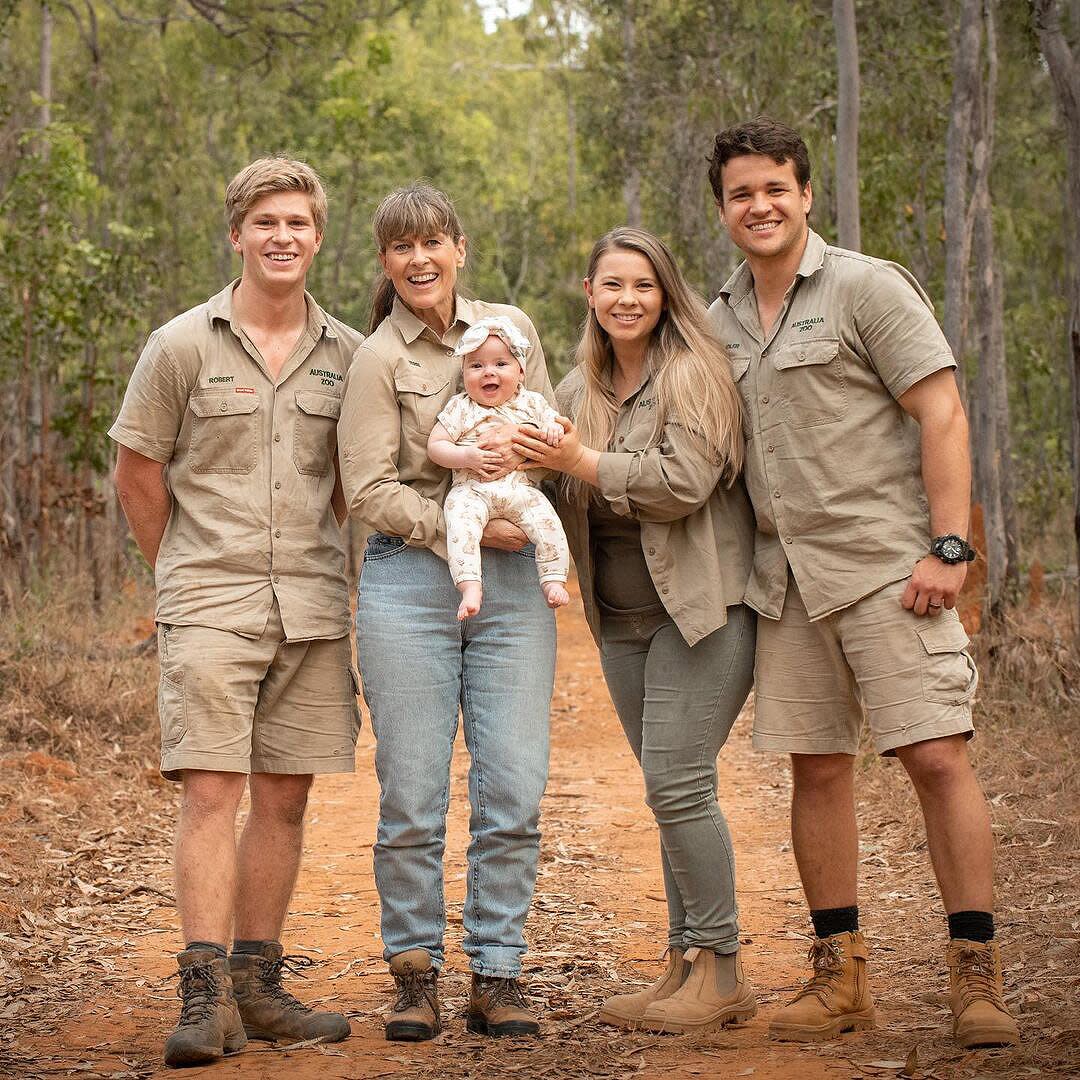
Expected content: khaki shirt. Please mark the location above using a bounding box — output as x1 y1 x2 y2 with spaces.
339 296 555 559
108 281 364 640
555 365 755 648
708 229 956 621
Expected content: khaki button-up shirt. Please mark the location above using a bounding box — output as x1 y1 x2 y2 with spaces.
108 281 363 640
555 365 754 648
339 296 555 559
708 229 956 621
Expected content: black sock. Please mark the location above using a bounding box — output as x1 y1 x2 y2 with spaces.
231 938 274 955
810 906 859 939
186 940 227 958
947 910 994 943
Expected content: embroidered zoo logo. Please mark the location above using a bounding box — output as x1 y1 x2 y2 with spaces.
792 316 825 333
310 367 344 388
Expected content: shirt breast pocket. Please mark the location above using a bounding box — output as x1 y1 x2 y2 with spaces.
294 390 341 477
771 337 847 429
187 391 259 474
395 372 450 435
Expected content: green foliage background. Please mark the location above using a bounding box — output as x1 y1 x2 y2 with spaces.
0 0 1071 563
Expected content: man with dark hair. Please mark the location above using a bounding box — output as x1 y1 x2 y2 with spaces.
111 158 363 1067
706 117 1018 1049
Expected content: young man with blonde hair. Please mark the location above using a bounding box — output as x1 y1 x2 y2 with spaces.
706 118 1018 1050
111 157 363 1067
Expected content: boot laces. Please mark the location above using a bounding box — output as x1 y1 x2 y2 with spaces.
794 938 846 1002
476 975 528 1009
393 967 437 1014
954 947 1001 1008
257 953 315 1014
173 961 222 1028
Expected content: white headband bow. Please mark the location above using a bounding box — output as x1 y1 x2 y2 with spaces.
453 316 531 367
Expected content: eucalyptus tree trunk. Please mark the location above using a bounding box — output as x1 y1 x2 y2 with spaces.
621 1 641 227
1032 0 1080 626
943 0 984 397
833 0 861 251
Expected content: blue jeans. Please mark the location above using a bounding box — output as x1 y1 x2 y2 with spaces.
357 535 555 977
599 602 755 953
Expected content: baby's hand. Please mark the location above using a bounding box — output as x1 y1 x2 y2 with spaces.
541 421 564 447
465 445 504 480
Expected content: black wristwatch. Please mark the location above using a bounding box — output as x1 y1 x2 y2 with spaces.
930 534 976 565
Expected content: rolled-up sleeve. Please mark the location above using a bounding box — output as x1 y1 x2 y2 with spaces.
108 332 188 462
596 424 724 523
339 344 446 553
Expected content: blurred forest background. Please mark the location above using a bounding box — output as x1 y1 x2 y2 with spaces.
1 0 1079 621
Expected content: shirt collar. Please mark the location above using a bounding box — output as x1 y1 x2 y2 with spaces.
206 280 335 340
390 293 478 345
717 227 828 307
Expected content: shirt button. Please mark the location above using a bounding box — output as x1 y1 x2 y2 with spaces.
219 402 228 412
274 480 282 490
773 490 782 499
422 383 429 390
618 436 625 444
799 351 807 361
761 395 769 404
767 444 775 453
274 432 281 442
273 575 281 584
661 586 670 595
648 547 656 556
784 536 794 545
275 529 281 538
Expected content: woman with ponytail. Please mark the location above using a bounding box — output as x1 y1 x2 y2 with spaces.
338 183 556 1042
513 227 758 1034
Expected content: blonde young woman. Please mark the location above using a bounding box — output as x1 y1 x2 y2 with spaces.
513 227 757 1033
338 184 557 1042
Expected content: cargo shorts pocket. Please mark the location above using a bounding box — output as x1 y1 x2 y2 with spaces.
294 390 341 477
188 390 259 474
158 668 187 748
916 615 978 706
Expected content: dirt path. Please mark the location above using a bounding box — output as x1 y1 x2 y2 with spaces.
16 587 1028 1080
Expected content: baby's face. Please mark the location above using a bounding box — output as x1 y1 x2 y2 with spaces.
461 334 523 408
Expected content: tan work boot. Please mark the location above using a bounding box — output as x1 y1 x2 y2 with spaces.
467 974 540 1037
229 942 350 1044
769 931 875 1042
639 947 757 1033
598 948 690 1030
386 949 440 1041
947 939 1019 1048
164 948 247 1067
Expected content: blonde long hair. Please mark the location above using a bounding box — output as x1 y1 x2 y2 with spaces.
368 182 465 334
566 227 744 503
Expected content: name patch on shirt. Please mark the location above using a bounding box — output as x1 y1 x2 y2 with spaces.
792 316 825 333
310 367 343 387
208 375 234 384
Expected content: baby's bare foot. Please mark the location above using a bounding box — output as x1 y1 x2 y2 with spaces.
542 581 570 609
457 581 482 621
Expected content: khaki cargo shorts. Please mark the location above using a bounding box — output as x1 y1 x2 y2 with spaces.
156 601 361 781
753 574 977 756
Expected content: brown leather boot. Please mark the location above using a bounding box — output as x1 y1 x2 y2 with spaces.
598 948 690 1030
386 949 440 1042
229 942 350 1044
638 947 757 1033
467 974 540 1037
947 939 1019 1048
769 931 875 1042
164 948 247 1067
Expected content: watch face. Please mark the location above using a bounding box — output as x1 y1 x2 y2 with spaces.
941 538 964 561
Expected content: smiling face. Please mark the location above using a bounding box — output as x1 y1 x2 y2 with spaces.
584 248 665 355
379 231 467 332
717 153 812 264
461 333 523 408
230 191 322 294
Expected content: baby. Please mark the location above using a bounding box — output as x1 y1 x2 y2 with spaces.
427 316 571 620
